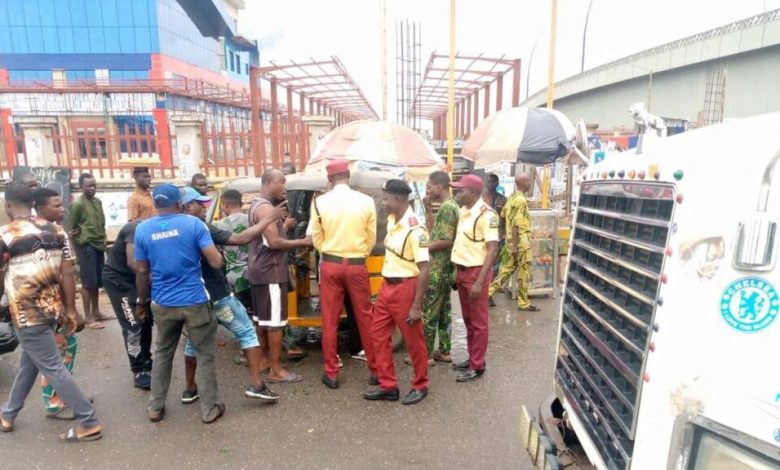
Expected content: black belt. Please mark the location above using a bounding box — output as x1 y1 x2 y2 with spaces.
383 276 413 285
322 254 366 265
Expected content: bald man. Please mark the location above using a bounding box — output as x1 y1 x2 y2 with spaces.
488 173 539 312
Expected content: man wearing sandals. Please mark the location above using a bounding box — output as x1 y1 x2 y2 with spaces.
248 170 312 385
0 183 102 443
179 187 283 403
67 173 112 330
135 184 226 424
487 174 539 312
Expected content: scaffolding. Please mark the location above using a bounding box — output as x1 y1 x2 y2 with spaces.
410 53 521 141
395 20 422 131
701 67 727 126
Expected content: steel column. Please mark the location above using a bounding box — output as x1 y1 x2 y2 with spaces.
466 95 472 137
496 75 503 112
270 78 280 169
511 59 521 107
473 89 480 128
483 83 490 118
287 86 294 159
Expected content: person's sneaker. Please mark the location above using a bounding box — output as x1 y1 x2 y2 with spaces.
181 388 200 404
337 356 344 368
134 371 152 390
245 383 279 402
351 350 367 362
488 296 496 307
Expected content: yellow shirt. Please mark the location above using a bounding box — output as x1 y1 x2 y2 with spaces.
451 199 499 267
311 184 377 258
382 207 429 278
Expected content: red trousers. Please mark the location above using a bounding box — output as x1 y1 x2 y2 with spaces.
456 266 492 371
320 259 377 379
372 278 429 391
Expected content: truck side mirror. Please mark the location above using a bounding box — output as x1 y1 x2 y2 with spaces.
734 148 780 271
734 214 778 271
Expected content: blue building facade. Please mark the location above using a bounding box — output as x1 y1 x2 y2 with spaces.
0 0 257 86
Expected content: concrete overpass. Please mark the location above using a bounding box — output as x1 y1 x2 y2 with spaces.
523 9 780 131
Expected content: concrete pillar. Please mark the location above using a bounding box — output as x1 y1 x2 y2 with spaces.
170 115 204 182
14 116 58 167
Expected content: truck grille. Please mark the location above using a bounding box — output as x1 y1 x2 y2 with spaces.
556 182 675 469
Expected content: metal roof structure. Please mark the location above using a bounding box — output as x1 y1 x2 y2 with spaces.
255 56 378 121
410 52 520 121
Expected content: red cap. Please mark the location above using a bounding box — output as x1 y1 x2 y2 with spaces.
450 174 484 191
326 159 350 176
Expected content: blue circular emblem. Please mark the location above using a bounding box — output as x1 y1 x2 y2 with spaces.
720 277 779 333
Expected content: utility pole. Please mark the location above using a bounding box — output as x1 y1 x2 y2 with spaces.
526 33 540 100
581 0 594 73
543 0 558 209
546 0 558 109
380 0 388 121
446 0 456 175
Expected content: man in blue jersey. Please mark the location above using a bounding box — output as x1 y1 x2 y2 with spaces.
134 184 225 424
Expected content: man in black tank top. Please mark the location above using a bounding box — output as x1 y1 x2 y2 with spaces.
248 170 312 384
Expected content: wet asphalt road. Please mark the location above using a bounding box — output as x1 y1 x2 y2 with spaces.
0 291 561 470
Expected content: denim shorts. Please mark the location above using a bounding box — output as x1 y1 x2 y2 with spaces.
184 294 259 356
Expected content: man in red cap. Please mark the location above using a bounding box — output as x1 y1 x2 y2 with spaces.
449 174 500 382
310 160 378 389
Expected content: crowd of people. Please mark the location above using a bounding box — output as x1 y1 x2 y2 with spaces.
0 161 535 443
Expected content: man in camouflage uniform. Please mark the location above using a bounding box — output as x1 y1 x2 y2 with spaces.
420 171 459 363
488 173 539 312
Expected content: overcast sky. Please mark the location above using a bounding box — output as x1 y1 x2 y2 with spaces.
241 0 779 121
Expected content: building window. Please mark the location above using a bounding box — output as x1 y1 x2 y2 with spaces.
96 69 110 86
53 69 66 87
229 52 235 72
235 55 241 74
245 64 249 75
75 127 108 160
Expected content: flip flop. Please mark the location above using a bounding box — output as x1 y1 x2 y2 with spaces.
46 407 76 421
519 305 541 312
85 322 105 330
266 372 303 384
232 355 249 367
59 427 102 443
0 416 13 432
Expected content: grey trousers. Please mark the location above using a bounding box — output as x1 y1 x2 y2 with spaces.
1 320 98 427
149 302 220 421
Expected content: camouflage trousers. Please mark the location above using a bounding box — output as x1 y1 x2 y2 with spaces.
40 325 78 413
422 271 452 356
488 245 532 309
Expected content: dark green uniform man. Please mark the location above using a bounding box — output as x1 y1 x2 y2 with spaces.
422 171 459 362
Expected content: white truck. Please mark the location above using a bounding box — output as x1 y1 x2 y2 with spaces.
531 113 780 469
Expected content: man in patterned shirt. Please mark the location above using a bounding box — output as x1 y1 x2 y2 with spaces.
412 171 458 365
488 173 539 311
0 183 102 443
